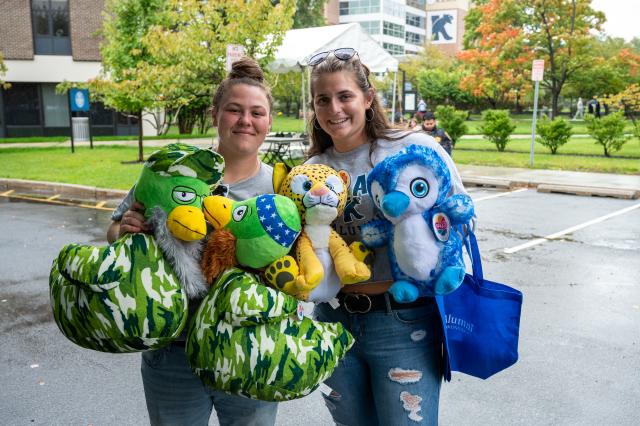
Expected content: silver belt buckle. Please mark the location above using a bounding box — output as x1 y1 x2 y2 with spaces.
343 294 372 314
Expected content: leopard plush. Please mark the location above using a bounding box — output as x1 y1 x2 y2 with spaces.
264 164 371 302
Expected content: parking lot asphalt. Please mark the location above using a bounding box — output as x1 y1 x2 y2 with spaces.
1 184 639 425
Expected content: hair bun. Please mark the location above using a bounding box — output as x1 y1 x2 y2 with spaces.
229 57 264 83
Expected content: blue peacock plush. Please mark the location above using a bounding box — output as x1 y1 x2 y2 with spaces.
361 144 475 303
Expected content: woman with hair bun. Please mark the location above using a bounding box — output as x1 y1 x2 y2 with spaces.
107 57 279 425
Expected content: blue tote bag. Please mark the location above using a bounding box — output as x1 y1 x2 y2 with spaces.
436 230 523 380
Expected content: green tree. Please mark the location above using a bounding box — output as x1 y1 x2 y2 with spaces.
142 0 295 134
603 84 640 140
416 69 473 109
564 37 640 101
434 105 468 146
536 116 572 154
400 43 455 84
524 0 605 117
269 70 302 117
85 0 168 162
584 112 629 157
292 0 327 28
479 109 516 152
0 51 9 89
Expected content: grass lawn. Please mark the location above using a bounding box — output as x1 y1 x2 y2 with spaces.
0 135 637 192
0 146 153 189
0 116 303 144
453 137 640 174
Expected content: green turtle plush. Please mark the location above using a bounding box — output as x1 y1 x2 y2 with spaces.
187 194 354 401
49 143 224 353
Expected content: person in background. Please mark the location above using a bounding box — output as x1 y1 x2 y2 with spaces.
416 98 427 120
107 57 279 426
419 111 453 156
587 96 601 118
305 47 467 425
573 97 584 120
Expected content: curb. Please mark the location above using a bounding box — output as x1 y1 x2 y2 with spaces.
0 178 127 206
536 184 639 200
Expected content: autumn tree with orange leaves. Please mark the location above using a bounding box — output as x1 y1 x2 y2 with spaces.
458 0 532 108
460 0 605 117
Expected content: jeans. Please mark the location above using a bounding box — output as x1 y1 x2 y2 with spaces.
314 296 442 426
141 343 278 426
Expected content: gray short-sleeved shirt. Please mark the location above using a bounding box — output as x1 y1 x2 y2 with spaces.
111 162 274 220
305 131 466 284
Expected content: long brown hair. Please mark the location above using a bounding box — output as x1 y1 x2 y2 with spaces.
212 57 273 112
307 54 402 157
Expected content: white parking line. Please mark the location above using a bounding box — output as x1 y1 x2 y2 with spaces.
504 202 640 254
474 188 529 202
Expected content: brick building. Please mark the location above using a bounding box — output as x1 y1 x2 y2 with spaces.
0 0 138 138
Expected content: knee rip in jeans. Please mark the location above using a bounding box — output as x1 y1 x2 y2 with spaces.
400 391 423 422
410 329 427 342
388 367 423 384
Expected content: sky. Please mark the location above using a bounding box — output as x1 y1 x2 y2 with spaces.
591 0 639 41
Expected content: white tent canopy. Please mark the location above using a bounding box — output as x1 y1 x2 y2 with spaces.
269 23 399 73
268 23 400 124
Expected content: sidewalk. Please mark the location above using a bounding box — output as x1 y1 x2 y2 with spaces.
1 138 639 201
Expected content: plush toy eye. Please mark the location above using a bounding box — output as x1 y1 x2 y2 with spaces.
172 186 197 204
232 205 248 222
410 178 429 198
325 175 344 194
291 174 313 195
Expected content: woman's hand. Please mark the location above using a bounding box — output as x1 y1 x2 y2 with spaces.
107 201 152 243
119 201 151 237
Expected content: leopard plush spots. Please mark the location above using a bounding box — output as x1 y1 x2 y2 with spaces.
267 164 371 302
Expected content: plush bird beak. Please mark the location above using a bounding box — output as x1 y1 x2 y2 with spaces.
202 196 233 230
382 191 410 218
167 205 207 241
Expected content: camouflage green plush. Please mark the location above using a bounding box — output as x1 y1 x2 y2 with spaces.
50 233 188 352
186 268 354 401
49 143 224 353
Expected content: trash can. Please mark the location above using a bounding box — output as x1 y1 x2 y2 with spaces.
71 117 90 142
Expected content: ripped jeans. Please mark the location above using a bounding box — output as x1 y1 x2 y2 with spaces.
314 295 442 426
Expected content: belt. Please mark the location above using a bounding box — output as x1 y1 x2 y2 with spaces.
336 292 435 314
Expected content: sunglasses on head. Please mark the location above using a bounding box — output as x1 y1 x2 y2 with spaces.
308 48 358 66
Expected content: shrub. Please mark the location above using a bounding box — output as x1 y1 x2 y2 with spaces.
536 117 573 154
435 105 468 146
478 109 516 151
584 112 629 157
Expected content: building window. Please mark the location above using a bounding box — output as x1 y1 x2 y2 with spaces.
41 84 69 127
358 21 381 35
3 84 41 126
91 102 115 126
383 21 405 39
406 0 426 9
339 0 380 16
405 31 424 46
32 0 72 55
383 42 405 56
406 12 425 29
382 0 404 19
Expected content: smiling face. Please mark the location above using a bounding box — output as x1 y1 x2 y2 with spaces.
212 84 272 160
312 71 374 152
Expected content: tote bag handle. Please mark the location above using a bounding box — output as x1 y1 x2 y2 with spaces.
461 227 483 281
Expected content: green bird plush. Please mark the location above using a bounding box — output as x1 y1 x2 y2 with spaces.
49 143 224 353
187 194 354 401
